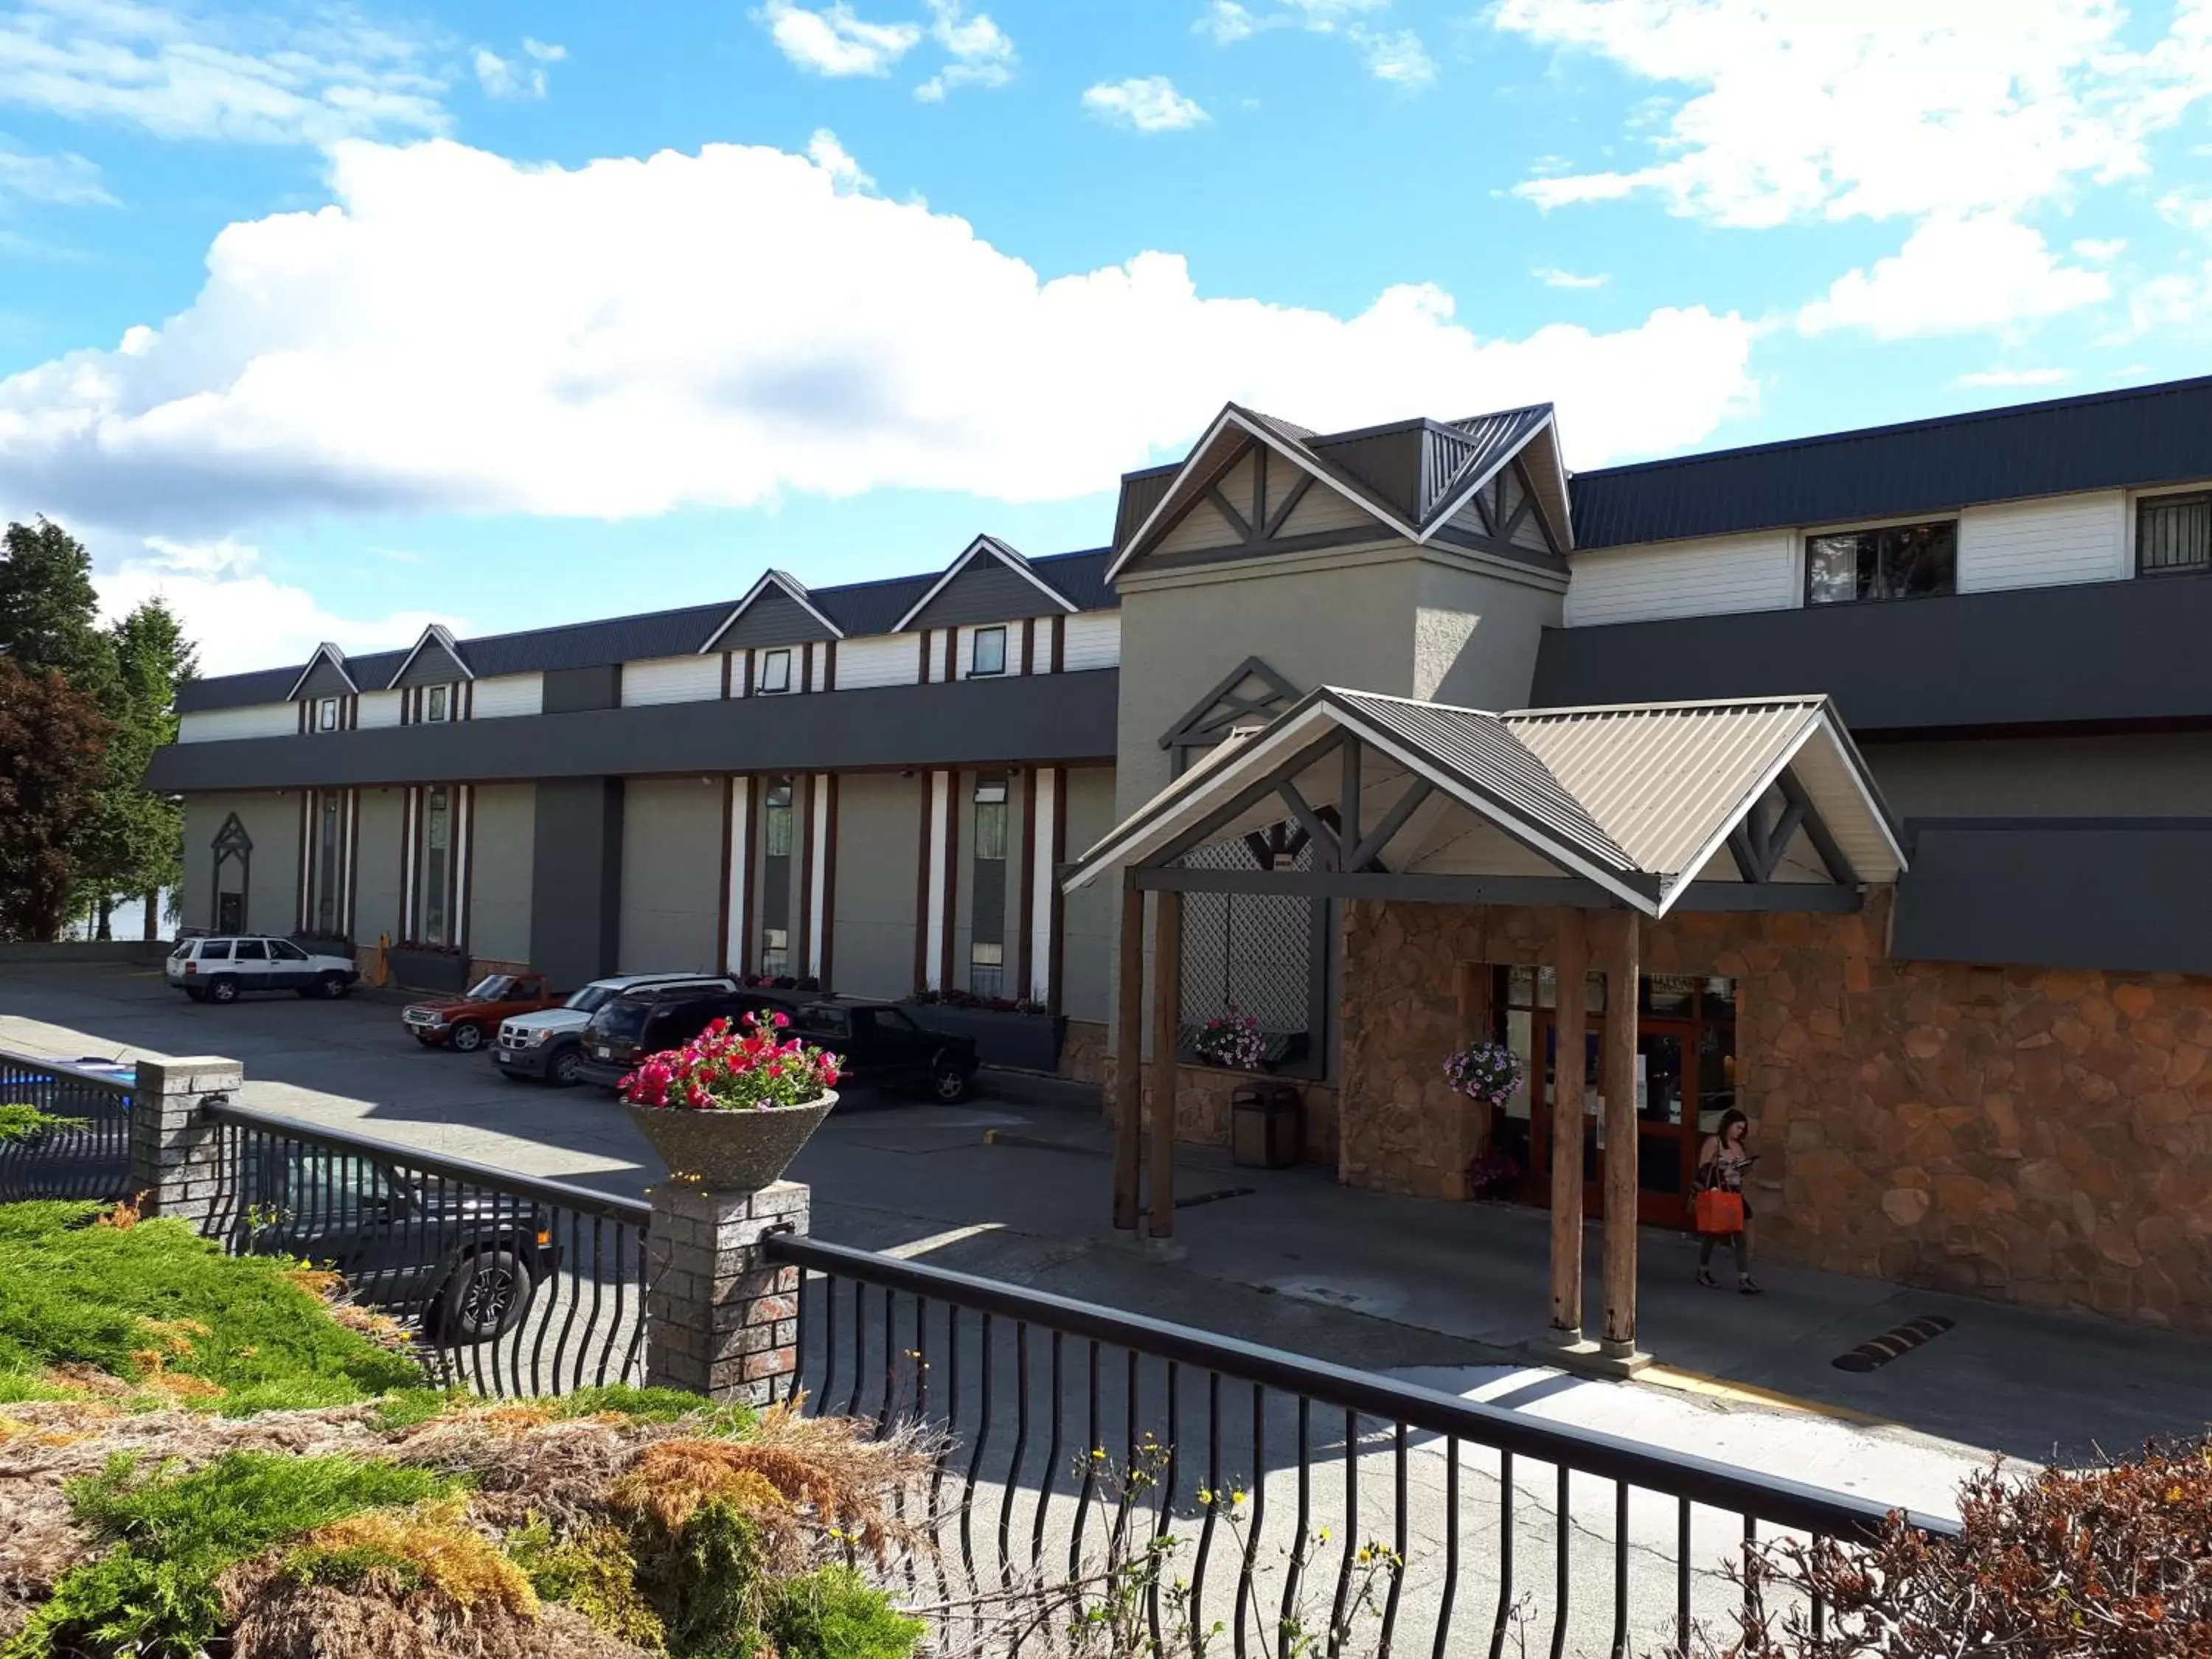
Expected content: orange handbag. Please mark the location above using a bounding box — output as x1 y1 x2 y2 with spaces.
1694 1189 1745 1235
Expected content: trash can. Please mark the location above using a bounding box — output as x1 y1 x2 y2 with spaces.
1231 1082 1303 1169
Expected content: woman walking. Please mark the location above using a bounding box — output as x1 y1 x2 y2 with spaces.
1695 1108 1761 1294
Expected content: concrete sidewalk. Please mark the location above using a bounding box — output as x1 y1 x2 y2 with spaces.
969 1106 2212 1467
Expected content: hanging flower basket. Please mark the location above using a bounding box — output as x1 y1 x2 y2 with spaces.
622 1011 842 1192
1191 1006 1266 1071
1442 1040 1525 1109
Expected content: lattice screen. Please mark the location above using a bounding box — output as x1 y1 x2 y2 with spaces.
1177 830 1315 1060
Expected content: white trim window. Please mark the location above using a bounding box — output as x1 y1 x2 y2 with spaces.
425 684 452 722
970 625 1007 677
316 697 341 732
758 648 793 694
1805 519 1957 605
2138 490 2211 576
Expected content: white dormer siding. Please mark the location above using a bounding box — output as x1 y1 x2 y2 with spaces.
469 672 544 719
1957 492 2126 592
1565 531 1798 627
357 690 403 728
622 654 723 706
178 703 298 743
835 633 921 689
1061 612 1121 670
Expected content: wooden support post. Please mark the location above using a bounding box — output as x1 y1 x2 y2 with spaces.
1111 877 1143 1232
1601 910 1644 1359
1549 914 1587 1339
1147 887 1183 1239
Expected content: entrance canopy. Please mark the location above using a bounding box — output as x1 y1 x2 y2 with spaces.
1063 687 1906 914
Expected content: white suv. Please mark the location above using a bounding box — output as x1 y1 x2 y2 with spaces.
167 935 361 1004
494 972 737 1085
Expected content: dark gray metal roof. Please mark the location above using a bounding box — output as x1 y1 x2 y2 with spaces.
178 544 1119 713
1570 372 2212 550
1327 688 1635 875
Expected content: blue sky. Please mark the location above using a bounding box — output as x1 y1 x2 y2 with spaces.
1 0 2209 675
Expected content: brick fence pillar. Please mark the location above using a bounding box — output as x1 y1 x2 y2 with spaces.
127 1056 245 1228
644 1180 808 1405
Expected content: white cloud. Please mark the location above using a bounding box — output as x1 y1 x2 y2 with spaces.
0 142 111 204
1798 214 2111 339
475 38 564 101
1196 0 1430 88
805 128 872 190
1495 0 2212 228
1351 27 1434 87
914 0 1015 100
91 535 459 676
755 1 921 77
1082 76 1208 133
1534 265 1608 289
1955 367 2073 387
0 0 450 146
0 136 1759 538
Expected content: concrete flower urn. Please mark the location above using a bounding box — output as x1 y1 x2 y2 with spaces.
625 1093 838 1192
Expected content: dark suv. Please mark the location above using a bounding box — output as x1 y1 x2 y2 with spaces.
574 987 796 1089
789 998 979 1102
237 1141 560 1344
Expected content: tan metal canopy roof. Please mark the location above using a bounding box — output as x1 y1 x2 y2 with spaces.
1063 686 1905 917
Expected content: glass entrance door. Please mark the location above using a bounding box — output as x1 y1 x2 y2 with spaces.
1489 967 1737 1230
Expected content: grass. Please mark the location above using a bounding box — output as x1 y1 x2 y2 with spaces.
0 1200 425 1411
7 1452 451 1659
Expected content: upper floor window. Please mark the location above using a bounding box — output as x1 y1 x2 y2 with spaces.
1805 520 1956 605
316 697 340 732
970 625 1007 677
764 780 794 859
2138 491 2210 576
759 648 793 694
425 685 451 722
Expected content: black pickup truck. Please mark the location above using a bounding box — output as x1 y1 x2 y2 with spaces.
579 990 980 1103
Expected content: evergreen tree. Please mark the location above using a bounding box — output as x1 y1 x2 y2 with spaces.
82 598 198 936
0 660 108 940
0 518 118 703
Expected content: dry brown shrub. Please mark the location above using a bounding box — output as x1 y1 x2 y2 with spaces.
281 1267 344 1298
94 1193 145 1231
291 1498 538 1613
223 1572 655 1659
393 1413 649 1533
608 1403 933 1563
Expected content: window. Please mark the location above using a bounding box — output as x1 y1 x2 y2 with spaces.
232 939 268 961
970 776 1009 997
760 926 790 978
201 939 234 959
314 793 342 936
764 782 794 858
269 940 307 961
420 787 451 945
759 649 793 694
2138 491 2211 575
316 697 340 732
970 625 1006 677
1805 520 1956 605
467 975 518 1000
425 685 451 722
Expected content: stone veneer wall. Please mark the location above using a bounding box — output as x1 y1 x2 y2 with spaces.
1100 1054 1340 1165
1060 1019 1108 1085
1339 894 2212 1331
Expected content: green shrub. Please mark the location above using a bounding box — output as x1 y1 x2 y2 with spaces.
0 1104 84 1145
8 1450 450 1659
766 1565 925 1659
631 1498 771 1659
508 1518 667 1650
553 1383 757 1435
0 1200 423 1408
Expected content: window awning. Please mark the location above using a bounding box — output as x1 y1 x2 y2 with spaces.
1062 686 1906 917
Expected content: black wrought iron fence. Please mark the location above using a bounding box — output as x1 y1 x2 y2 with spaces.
198 1102 653 1398
770 1234 1961 1659
0 1049 135 1203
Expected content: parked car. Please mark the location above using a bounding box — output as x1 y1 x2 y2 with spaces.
235 1141 560 1343
403 972 564 1053
578 990 981 1104
574 986 798 1090
494 973 739 1086
789 998 980 1102
167 936 360 1004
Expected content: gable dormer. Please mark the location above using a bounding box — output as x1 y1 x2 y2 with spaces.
892 535 1079 633
1107 401 1575 582
387 623 472 689
698 570 846 653
286 642 357 702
